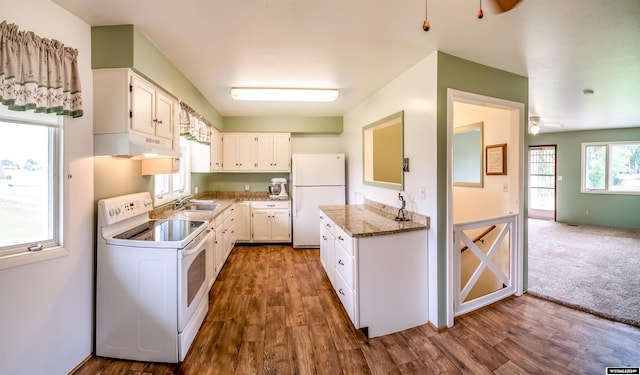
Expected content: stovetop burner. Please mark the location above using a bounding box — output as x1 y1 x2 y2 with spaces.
114 219 206 243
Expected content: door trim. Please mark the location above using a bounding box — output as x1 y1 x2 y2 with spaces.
446 89 525 327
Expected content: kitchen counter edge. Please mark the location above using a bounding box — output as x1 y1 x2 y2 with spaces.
319 204 429 238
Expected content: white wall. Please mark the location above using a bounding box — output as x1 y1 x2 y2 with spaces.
341 51 439 323
0 1 94 374
453 102 520 222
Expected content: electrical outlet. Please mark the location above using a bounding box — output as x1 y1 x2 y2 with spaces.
194 186 199 194
244 184 250 191
503 182 509 192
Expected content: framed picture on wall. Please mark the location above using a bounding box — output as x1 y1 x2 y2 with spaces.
486 143 507 175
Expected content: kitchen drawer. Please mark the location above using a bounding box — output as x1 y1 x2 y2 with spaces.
251 201 290 209
334 271 356 326
319 212 328 228
322 216 336 236
334 226 353 256
223 205 235 221
334 242 354 289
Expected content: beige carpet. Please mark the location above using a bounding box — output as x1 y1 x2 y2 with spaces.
527 218 640 327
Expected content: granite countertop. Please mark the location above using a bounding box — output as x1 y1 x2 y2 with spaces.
149 191 291 221
319 204 429 238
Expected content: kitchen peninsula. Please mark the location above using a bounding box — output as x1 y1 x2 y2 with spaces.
319 201 429 338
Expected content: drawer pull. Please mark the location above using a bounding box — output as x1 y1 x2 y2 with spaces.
322 235 327 240
338 235 344 241
326 223 332 227
338 259 345 266
338 289 345 296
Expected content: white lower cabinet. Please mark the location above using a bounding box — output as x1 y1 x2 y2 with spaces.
250 201 291 242
319 213 335 286
234 202 251 242
223 206 236 258
210 205 236 288
319 209 429 338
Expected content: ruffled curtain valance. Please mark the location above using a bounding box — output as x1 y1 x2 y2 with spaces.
179 101 213 144
0 20 83 118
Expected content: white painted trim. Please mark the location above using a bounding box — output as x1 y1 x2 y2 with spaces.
446 88 526 327
0 246 69 270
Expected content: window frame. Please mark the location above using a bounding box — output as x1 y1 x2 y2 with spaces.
581 141 640 195
0 108 68 269
153 136 191 206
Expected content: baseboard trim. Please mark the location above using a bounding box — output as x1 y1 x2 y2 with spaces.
68 354 93 374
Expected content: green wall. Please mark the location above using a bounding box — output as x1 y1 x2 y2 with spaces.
529 127 640 229
91 26 344 135
191 172 289 193
436 52 529 324
223 116 343 134
91 25 223 129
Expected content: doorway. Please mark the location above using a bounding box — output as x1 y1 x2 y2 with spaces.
446 89 525 327
528 146 556 220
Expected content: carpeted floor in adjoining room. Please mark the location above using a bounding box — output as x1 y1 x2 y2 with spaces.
527 218 640 327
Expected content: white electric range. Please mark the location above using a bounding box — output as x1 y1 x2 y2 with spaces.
96 192 211 363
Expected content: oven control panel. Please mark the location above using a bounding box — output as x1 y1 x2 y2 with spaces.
98 192 154 226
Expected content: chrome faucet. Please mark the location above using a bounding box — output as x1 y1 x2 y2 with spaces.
175 195 188 209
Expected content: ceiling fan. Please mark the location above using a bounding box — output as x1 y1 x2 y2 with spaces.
492 0 523 13
423 0 523 31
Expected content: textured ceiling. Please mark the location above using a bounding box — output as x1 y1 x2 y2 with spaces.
52 0 640 133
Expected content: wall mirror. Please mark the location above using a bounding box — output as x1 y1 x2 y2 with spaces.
453 122 484 187
363 110 404 190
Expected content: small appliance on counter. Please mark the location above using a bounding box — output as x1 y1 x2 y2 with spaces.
269 177 288 199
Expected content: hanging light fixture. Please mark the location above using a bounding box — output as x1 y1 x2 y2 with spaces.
529 116 541 135
423 0 430 31
478 0 484 19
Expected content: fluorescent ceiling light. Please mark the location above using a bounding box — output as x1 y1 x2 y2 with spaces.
231 87 339 102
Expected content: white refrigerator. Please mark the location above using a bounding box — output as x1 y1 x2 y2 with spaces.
291 153 346 248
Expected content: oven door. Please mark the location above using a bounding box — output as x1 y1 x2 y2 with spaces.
177 228 211 332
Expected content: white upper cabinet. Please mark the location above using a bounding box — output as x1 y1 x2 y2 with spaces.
130 75 174 141
93 68 178 155
222 133 256 171
256 133 291 172
190 141 211 173
222 132 290 172
210 128 223 171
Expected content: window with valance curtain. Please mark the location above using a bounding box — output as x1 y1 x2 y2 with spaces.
179 101 212 144
0 20 83 118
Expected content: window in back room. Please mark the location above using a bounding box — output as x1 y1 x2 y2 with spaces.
582 141 640 194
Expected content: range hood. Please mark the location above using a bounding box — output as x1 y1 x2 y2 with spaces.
94 132 180 158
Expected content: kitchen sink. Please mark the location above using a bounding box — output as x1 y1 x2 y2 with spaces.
183 204 220 212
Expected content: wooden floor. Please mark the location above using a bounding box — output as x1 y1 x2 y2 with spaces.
74 245 640 375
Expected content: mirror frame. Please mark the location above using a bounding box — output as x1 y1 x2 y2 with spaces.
453 122 484 187
362 110 404 190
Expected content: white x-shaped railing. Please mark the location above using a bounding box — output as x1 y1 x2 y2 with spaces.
453 214 518 316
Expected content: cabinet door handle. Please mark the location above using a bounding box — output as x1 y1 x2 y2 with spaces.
326 223 332 228
338 259 344 266
338 289 345 296
338 236 344 241
322 235 327 240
